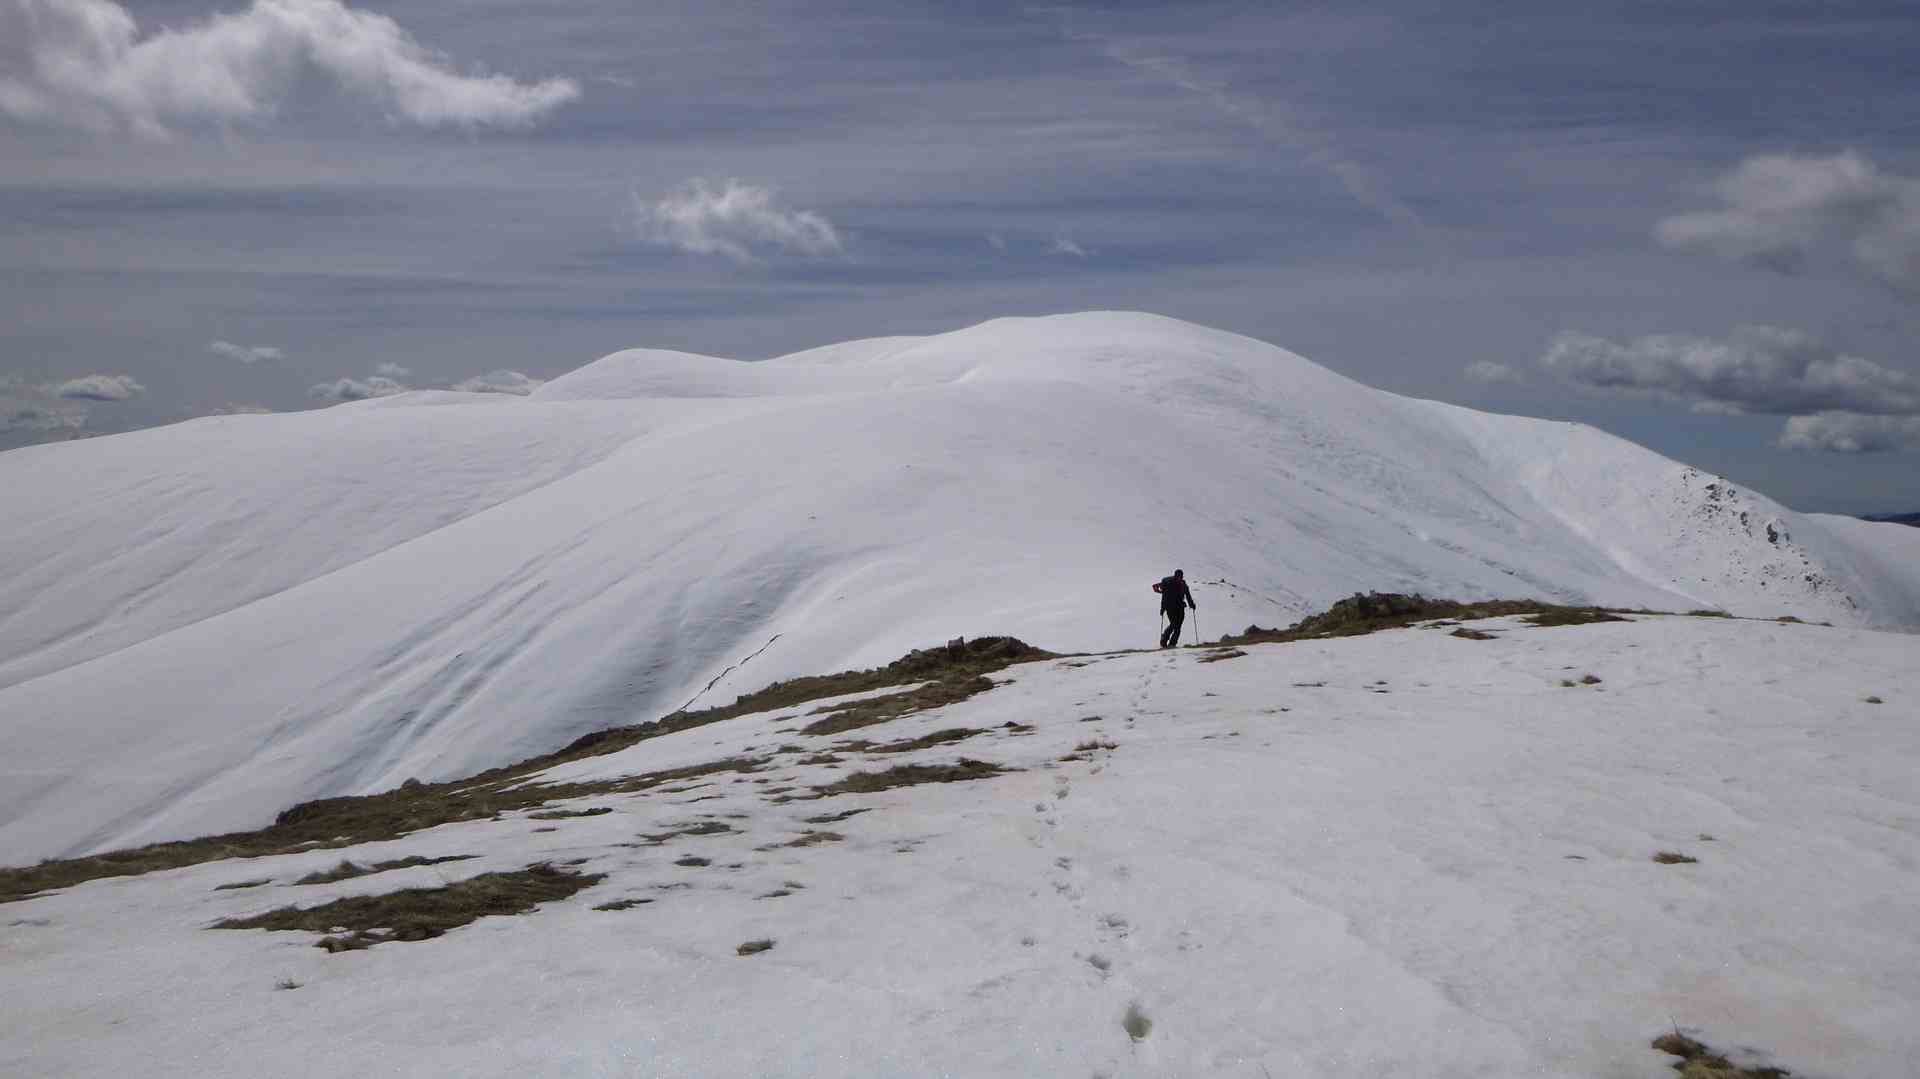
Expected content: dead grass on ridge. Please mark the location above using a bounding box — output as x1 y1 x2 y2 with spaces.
0 640 1050 905
213 863 602 952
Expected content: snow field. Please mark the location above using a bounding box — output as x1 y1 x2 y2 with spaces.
3 615 1915 1077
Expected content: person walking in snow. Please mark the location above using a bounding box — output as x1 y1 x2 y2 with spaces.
1154 569 1196 648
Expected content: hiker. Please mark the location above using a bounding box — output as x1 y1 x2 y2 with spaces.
1153 569 1196 648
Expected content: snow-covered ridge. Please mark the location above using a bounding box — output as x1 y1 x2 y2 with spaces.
3 311 1917 861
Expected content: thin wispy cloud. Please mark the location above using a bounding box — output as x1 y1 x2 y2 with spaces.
209 340 284 364
1656 152 1920 296
54 373 143 400
1038 7 1424 233
0 0 581 138
633 178 843 264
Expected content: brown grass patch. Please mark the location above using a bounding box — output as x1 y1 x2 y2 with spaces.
1214 593 1635 647
1449 627 1497 641
736 938 774 956
213 878 273 891
593 897 653 911
1651 1032 1792 1078
213 863 601 951
640 820 736 845
1197 648 1246 663
1653 851 1699 865
770 831 844 849
800 808 870 825
800 676 997 737
864 727 988 754
526 806 613 821
813 759 1010 796
294 855 475 886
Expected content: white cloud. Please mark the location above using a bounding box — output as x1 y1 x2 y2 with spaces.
0 0 580 138
309 373 407 402
451 369 541 395
375 362 411 378
1463 360 1524 385
986 232 1008 253
54 372 143 400
1656 152 1920 295
633 178 843 264
1539 326 1920 417
1779 413 1920 453
210 340 284 364
1048 234 1088 258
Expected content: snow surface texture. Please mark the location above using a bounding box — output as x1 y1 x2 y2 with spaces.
4 312 1919 860
3 617 1916 1077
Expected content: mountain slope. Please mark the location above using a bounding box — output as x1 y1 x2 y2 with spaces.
3 311 1917 861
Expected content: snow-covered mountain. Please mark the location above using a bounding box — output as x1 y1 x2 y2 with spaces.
4 311 1918 862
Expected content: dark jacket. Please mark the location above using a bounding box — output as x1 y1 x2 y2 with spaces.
1155 575 1195 613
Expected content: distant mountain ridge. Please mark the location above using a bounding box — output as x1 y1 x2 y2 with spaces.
1865 512 1920 528
4 311 1920 861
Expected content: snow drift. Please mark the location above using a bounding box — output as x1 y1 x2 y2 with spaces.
3 311 1917 861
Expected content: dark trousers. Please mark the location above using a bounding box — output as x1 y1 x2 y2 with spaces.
1161 607 1185 647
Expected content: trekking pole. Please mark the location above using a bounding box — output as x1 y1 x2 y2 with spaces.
1191 608 1200 646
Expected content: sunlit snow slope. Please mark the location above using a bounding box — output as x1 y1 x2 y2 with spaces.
4 312 1917 860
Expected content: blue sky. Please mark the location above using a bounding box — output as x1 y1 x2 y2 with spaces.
3 0 1918 513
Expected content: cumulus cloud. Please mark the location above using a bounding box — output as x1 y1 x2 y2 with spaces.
53 372 143 400
1540 326 1920 417
209 340 284 364
0 0 580 138
1656 152 1920 295
375 362 411 378
451 369 542 395
309 373 407 402
1464 360 1524 385
1779 413 1920 453
633 178 843 264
